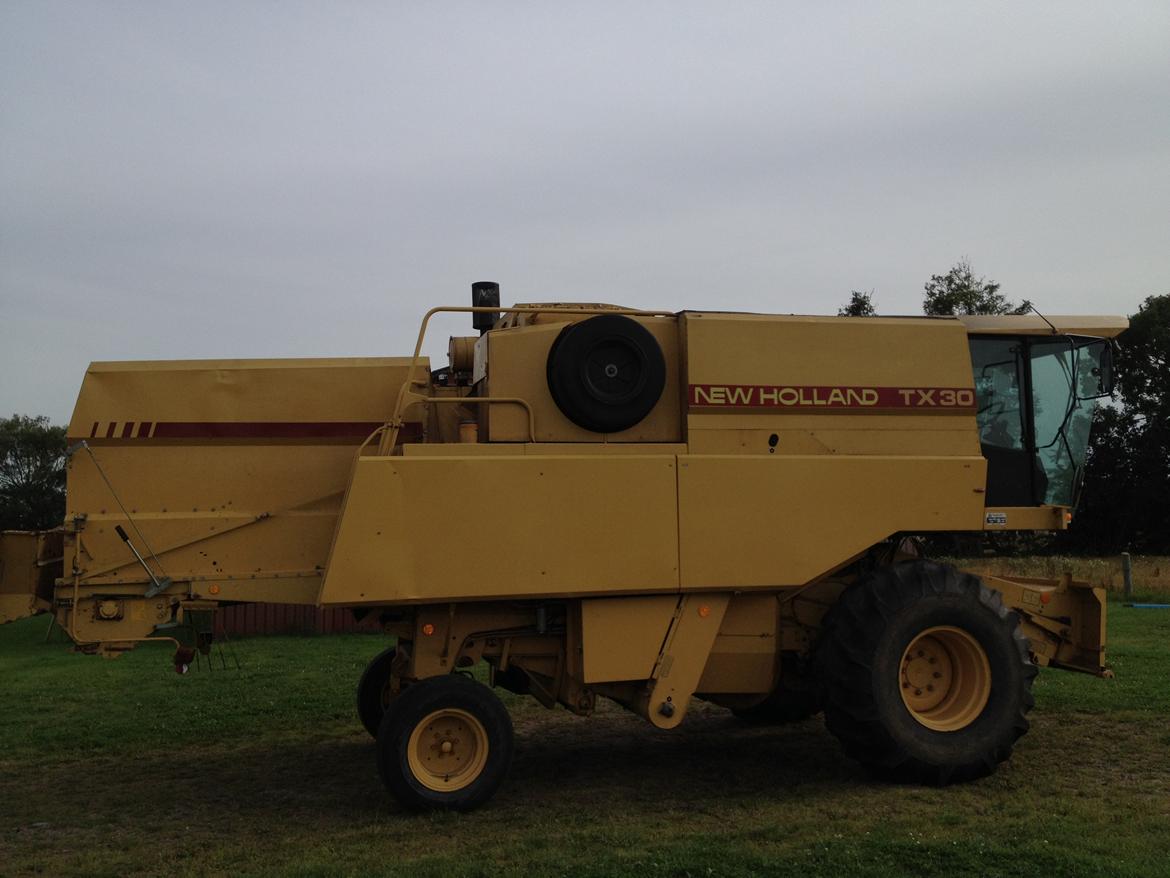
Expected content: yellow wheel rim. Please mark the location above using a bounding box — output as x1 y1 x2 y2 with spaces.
899 626 991 732
406 708 489 792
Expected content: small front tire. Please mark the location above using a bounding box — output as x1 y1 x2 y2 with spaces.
356 646 399 738
376 674 514 812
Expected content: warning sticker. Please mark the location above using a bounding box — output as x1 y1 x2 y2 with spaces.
985 512 1008 526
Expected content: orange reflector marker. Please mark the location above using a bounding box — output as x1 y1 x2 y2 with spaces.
698 604 711 618
422 623 436 636
209 584 220 595
1040 592 1052 605
1065 511 1073 524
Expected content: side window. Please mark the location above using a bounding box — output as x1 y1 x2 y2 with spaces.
1029 339 1098 506
970 339 1025 450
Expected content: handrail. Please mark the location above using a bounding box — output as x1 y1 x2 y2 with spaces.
421 396 537 443
378 304 677 453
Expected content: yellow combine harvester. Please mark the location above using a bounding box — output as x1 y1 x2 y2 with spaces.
0 283 1125 811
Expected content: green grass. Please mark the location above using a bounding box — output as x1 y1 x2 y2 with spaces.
2 602 1169 877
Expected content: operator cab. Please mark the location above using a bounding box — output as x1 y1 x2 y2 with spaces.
969 335 1114 507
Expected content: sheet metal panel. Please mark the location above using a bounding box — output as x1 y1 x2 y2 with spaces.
321 454 681 605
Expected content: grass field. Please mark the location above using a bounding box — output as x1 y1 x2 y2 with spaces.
2 576 1169 877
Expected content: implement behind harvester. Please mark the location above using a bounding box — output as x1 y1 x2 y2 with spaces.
0 283 1125 811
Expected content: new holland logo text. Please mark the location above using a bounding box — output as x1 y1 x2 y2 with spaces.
689 384 976 410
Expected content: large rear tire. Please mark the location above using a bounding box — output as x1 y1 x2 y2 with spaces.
815 561 1035 785
376 674 514 812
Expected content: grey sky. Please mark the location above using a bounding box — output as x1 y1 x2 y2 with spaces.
2 2 1168 422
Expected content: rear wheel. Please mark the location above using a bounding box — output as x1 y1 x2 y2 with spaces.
376 674 514 812
815 561 1035 785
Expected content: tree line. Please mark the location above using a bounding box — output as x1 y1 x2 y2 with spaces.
3 263 1167 554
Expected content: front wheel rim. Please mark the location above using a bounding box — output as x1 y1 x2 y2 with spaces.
899 626 992 732
406 708 490 792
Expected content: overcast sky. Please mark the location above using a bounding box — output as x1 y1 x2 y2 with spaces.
2 2 1168 422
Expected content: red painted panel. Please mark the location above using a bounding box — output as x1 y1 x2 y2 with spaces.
213 603 382 636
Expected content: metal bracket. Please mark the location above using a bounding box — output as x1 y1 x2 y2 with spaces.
114 525 173 597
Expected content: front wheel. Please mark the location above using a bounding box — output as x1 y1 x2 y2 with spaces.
357 646 400 738
815 561 1035 785
376 674 514 812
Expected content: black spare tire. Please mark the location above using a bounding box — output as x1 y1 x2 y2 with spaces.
546 314 666 433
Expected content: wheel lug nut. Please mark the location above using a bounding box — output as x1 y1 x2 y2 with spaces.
933 671 942 678
914 689 922 696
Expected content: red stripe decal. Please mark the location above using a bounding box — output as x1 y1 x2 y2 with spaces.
138 421 153 438
121 422 135 438
106 422 117 438
90 422 99 438
144 421 423 440
689 384 976 411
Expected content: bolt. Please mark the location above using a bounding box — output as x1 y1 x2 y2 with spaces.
933 671 942 679
915 689 922 696
658 701 676 718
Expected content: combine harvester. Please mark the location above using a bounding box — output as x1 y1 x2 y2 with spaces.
0 284 1125 811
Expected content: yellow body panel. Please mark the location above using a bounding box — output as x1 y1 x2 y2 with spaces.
696 594 778 693
581 595 679 683
957 314 1128 337
68 356 425 435
683 313 977 391
320 454 681 605
0 531 59 623
686 413 979 456
676 455 986 588
402 443 687 457
60 357 427 609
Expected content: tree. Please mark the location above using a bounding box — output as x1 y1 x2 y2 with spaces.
839 290 877 317
0 415 67 531
1065 294 1170 554
1116 294 1170 423
922 259 1031 316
